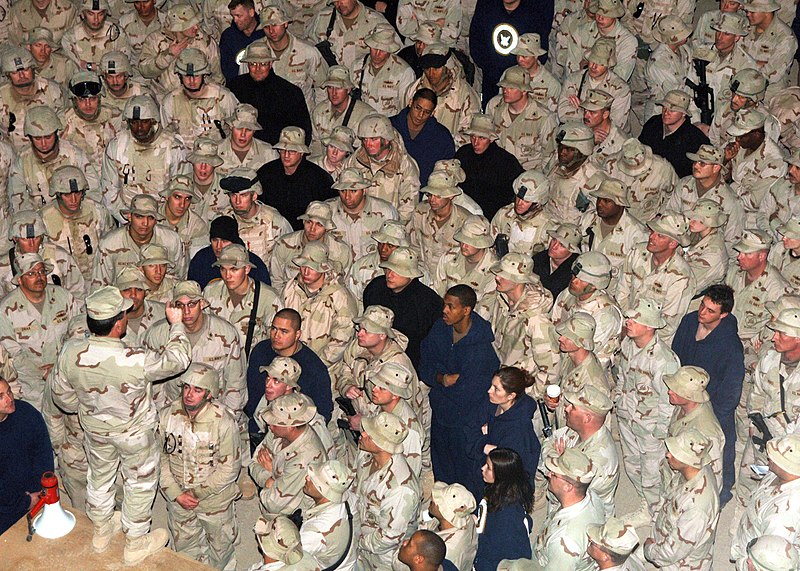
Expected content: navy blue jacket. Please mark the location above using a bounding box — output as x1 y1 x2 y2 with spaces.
219 19 265 85
474 502 532 571
187 245 271 289
419 314 499 428
672 311 745 418
0 400 54 535
390 108 455 186
245 341 333 434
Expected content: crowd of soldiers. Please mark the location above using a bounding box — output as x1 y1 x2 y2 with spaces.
3 0 800 568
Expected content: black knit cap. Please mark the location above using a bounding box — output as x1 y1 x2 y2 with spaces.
209 215 244 246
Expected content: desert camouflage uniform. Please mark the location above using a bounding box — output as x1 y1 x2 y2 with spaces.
606 152 678 223
700 45 757 117
327 195 398 259
741 17 797 100
694 9 723 48
191 173 229 221
61 19 132 70
730 139 788 226
623 0 694 47
138 27 223 93
527 65 562 115
578 209 649 278
350 450 420 570
252 393 336 461
547 158 601 226
159 396 241 569
159 203 209 258
64 299 165 347
406 70 480 146
708 102 781 148
646 464 720 571
589 124 626 168
0 138 17 240
344 144 420 222
408 202 470 278
491 98 557 171
269 35 329 112
643 43 692 120
0 241 86 300
48 319 192 537
345 247 383 305
768 243 800 291
102 78 157 116
0 284 78 409
269 232 353 292
119 9 167 65
9 0 77 46
216 137 278 177
756 177 800 237
535 490 604 571
300 499 358 570
160 83 239 149
39 197 115 285
304 3 388 70
61 106 123 166
204 277 281 350
422 520 477 571
565 21 638 81
549 7 592 80
101 128 187 221
232 202 293 263
432 246 498 300
143 275 178 304
663 402 725 493
686 230 729 295
202 0 266 39
551 288 623 367
558 69 632 129
310 97 374 157
491 205 555 255
35 52 79 88
559 352 612 399
616 334 679 511
91 225 186 288
352 55 415 118
397 0 461 45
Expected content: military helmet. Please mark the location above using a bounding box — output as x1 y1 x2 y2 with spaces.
730 67 768 103
124 95 160 121
2 47 35 74
101 50 132 75
357 113 395 141
571 251 612 290
556 122 595 156
49 165 89 197
175 47 209 77
24 105 62 137
180 362 220 395
69 71 102 98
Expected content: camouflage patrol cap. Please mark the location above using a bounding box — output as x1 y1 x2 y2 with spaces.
688 198 727 228
187 137 224 167
571 251 612 289
580 88 614 111
547 223 582 254
49 165 89 196
322 65 355 90
253 516 304 565
298 201 335 230
11 253 53 285
686 143 723 165
454 215 494 249
766 295 800 319
711 11 750 35
490 252 536 283
431 482 476 528
463 113 499 140
657 90 691 114
586 517 639 556
742 0 780 12
166 3 202 32
624 297 668 329
586 37 616 67
364 26 402 53
730 68 768 103
179 362 220 395
292 241 333 273
497 66 531 91
647 210 690 247
220 167 262 194
175 47 209 76
768 308 800 338
228 103 262 131
372 219 410 247
357 114 395 141
332 168 371 191
353 305 396 338
26 28 56 47
138 243 174 268
9 210 47 240
261 391 316 427
379 247 424 278
618 139 654 177
590 176 630 207
86 285 133 319
213 243 256 269
172 280 209 308
733 228 772 253
69 71 102 98
564 384 614 415
653 15 692 44
556 122 594 156
273 126 309 154
512 170 549 204
545 447 595 483
497 560 544 571
411 20 441 45
361 411 408 454
241 43 277 64
122 194 160 218
747 535 800 571
778 218 800 240
663 365 710 403
124 95 160 121
322 125 356 153
259 4 290 26
259 357 302 388
368 361 413 399
114 266 149 291
80 0 109 11
511 33 546 57
307 460 353 502
594 0 625 17
23 105 62 136
159 174 201 201
2 47 35 73
767 434 800 475
556 311 596 350
665 427 711 469
101 51 132 75
432 159 466 184
421 171 462 198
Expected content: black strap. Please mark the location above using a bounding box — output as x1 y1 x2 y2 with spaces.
324 7 337 40
321 502 353 571
577 70 588 101
8 247 16 276
342 92 359 126
779 373 792 425
585 227 595 251
356 53 369 95
244 279 260 358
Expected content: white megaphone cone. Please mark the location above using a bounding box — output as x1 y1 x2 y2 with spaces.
26 471 76 541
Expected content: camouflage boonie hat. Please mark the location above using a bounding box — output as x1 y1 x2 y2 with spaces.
11 253 53 285
742 0 780 12
273 126 309 154
364 26 402 53
379 247 424 278
711 11 750 35
728 108 767 136
166 3 202 32
292 241 333 273
298 201 335 230
138 243 174 268
432 159 466 183
361 411 408 454
556 122 595 155
733 229 772 253
618 139 653 177
571 251 612 289
431 482 476 528
511 33 546 57
179 362 220 394
24 105 62 136
647 210 690 247
220 167 262 194
686 144 723 165
213 243 256 269
421 171 462 198
172 280 209 307
9 210 47 240
665 427 711 469
49 165 89 196
307 460 352 502
114 266 149 291
594 0 625 17
657 90 691 114
564 384 614 415
556 311 596 350
241 43 277 64
491 253 536 283
261 392 316 427
545 447 595 483
259 4 290 26
101 50 132 75
26 27 55 47
368 361 413 399
547 223 582 254
175 47 209 76
333 168 371 191
2 47 34 73
322 65 355 90
260 356 302 388
463 113 499 140
778 219 800 240
122 194 160 219
747 535 800 571
160 174 201 201
455 215 494 249
353 305 396 338
372 219 410 246
766 295 800 319
124 95 159 121
586 37 616 67
187 137 224 167
497 66 531 91
688 199 727 228
653 15 692 44
768 308 800 338
512 170 549 204
411 20 441 44
86 285 133 319
591 177 630 207
663 365 710 403
321 125 356 153
228 103 261 131
767 434 800 475
731 68 768 103
624 297 667 329
586 517 639 556
580 88 614 111
254 516 304 565
357 114 395 141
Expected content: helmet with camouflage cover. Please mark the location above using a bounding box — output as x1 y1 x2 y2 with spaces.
101 50 132 75
571 251 612 290
357 114 395 141
124 95 160 121
49 165 89 197
179 362 220 395
730 68 768 104
175 47 209 77
69 71 102 99
9 209 48 240
24 105 62 137
2 47 35 74
556 122 595 156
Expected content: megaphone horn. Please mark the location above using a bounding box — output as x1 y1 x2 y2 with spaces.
26 471 76 541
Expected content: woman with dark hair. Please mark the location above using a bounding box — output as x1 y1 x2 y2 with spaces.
473 448 534 570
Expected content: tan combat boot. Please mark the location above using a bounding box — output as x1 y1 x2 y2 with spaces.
91 510 122 553
123 528 169 566
237 467 257 500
